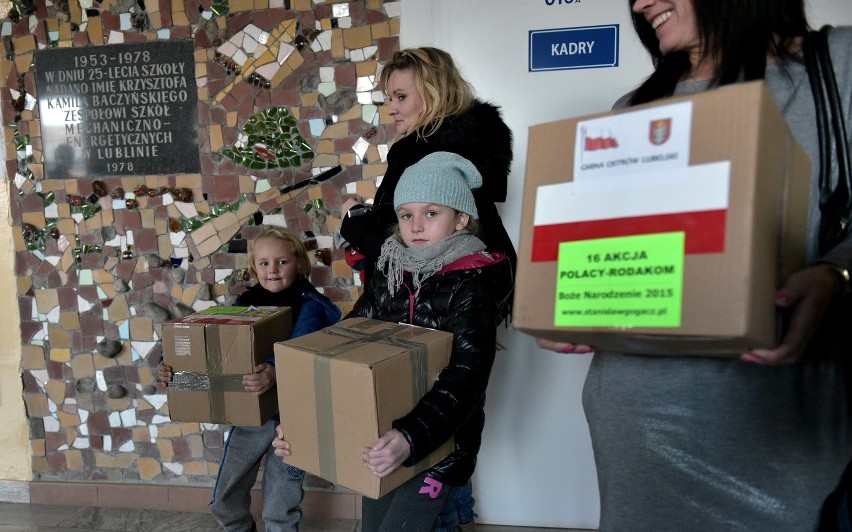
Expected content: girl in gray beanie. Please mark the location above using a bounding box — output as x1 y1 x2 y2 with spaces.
274 151 514 531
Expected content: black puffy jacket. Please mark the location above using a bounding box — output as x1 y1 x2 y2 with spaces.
340 100 516 274
347 251 513 486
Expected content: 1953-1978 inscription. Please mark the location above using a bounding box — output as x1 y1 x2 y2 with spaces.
35 40 200 178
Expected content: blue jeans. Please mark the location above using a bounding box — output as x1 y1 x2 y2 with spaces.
434 479 476 531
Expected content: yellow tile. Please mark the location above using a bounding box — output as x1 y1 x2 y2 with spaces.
389 17 400 36
313 154 340 168
31 456 47 473
95 452 117 468
209 124 223 152
107 397 131 411
195 235 223 258
229 0 253 11
12 35 36 53
157 234 172 260
49 346 72 362
59 312 81 330
34 289 58 314
320 122 349 139
22 345 45 369
356 180 377 199
239 175 254 193
57 410 80 427
179 283 202 307
130 317 155 341
370 22 390 40
45 379 67 406
108 296 131 321
172 12 189 26
300 92 319 107
184 461 208 476
339 152 358 167
115 454 136 469
332 259 351 278
31 439 46 457
66 450 83 471
331 29 345 59
188 221 216 245
138 456 162 480
363 163 388 178
212 212 238 232
226 111 239 128
343 26 372 49
187 434 204 457
157 424 182 438
157 439 174 462
70 354 95 379
293 0 312 10
316 139 335 153
22 212 46 227
326 216 341 233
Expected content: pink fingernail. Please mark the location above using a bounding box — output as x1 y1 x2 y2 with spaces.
559 344 575 354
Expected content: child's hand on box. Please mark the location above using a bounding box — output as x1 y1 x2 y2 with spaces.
243 363 276 395
361 429 411 478
272 425 292 458
157 363 173 384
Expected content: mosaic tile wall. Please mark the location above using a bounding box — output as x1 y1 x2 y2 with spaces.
1 0 399 484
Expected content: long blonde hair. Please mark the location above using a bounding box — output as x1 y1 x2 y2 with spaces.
379 47 474 139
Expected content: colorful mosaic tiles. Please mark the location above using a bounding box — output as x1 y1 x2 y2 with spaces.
3 0 400 485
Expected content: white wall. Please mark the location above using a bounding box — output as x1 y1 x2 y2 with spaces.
400 0 852 528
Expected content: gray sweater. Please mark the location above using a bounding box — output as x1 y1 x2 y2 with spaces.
584 27 852 532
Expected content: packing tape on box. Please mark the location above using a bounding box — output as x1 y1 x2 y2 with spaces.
308 322 432 482
168 325 246 424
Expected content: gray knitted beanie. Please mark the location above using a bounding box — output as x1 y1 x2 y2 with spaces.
393 152 483 218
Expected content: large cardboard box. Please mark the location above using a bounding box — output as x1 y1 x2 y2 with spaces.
274 317 454 499
162 306 292 425
513 81 811 355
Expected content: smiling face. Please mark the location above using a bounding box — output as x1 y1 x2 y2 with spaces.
251 237 299 293
396 203 469 248
632 0 701 59
385 68 424 135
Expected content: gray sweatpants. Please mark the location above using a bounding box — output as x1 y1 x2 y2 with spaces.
209 418 305 532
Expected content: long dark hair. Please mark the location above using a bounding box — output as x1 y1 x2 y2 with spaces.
627 0 811 105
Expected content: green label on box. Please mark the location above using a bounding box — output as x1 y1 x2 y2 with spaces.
199 306 249 314
554 232 685 328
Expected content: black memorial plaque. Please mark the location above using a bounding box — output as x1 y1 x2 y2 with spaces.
35 40 200 178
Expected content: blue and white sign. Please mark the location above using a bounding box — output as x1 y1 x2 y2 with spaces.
529 24 619 72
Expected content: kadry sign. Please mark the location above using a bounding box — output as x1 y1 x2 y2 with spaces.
512 81 811 356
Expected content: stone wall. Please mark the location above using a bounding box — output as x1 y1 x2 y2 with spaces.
1 0 398 484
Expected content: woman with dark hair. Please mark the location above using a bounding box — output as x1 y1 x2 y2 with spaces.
339 47 516 282
539 1 852 529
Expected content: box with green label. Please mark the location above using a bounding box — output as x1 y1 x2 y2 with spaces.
513 81 811 355
161 306 292 425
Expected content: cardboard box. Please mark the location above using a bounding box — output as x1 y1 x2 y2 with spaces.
274 317 454 499
162 306 292 425
513 81 811 355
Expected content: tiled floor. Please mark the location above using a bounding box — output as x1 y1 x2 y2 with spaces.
0 502 583 531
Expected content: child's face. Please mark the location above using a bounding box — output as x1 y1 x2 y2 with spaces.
396 203 469 247
252 237 299 293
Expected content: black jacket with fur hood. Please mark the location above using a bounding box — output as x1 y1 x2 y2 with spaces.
348 250 512 486
340 100 516 272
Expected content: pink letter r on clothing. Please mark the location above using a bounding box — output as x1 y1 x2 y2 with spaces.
419 476 444 499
